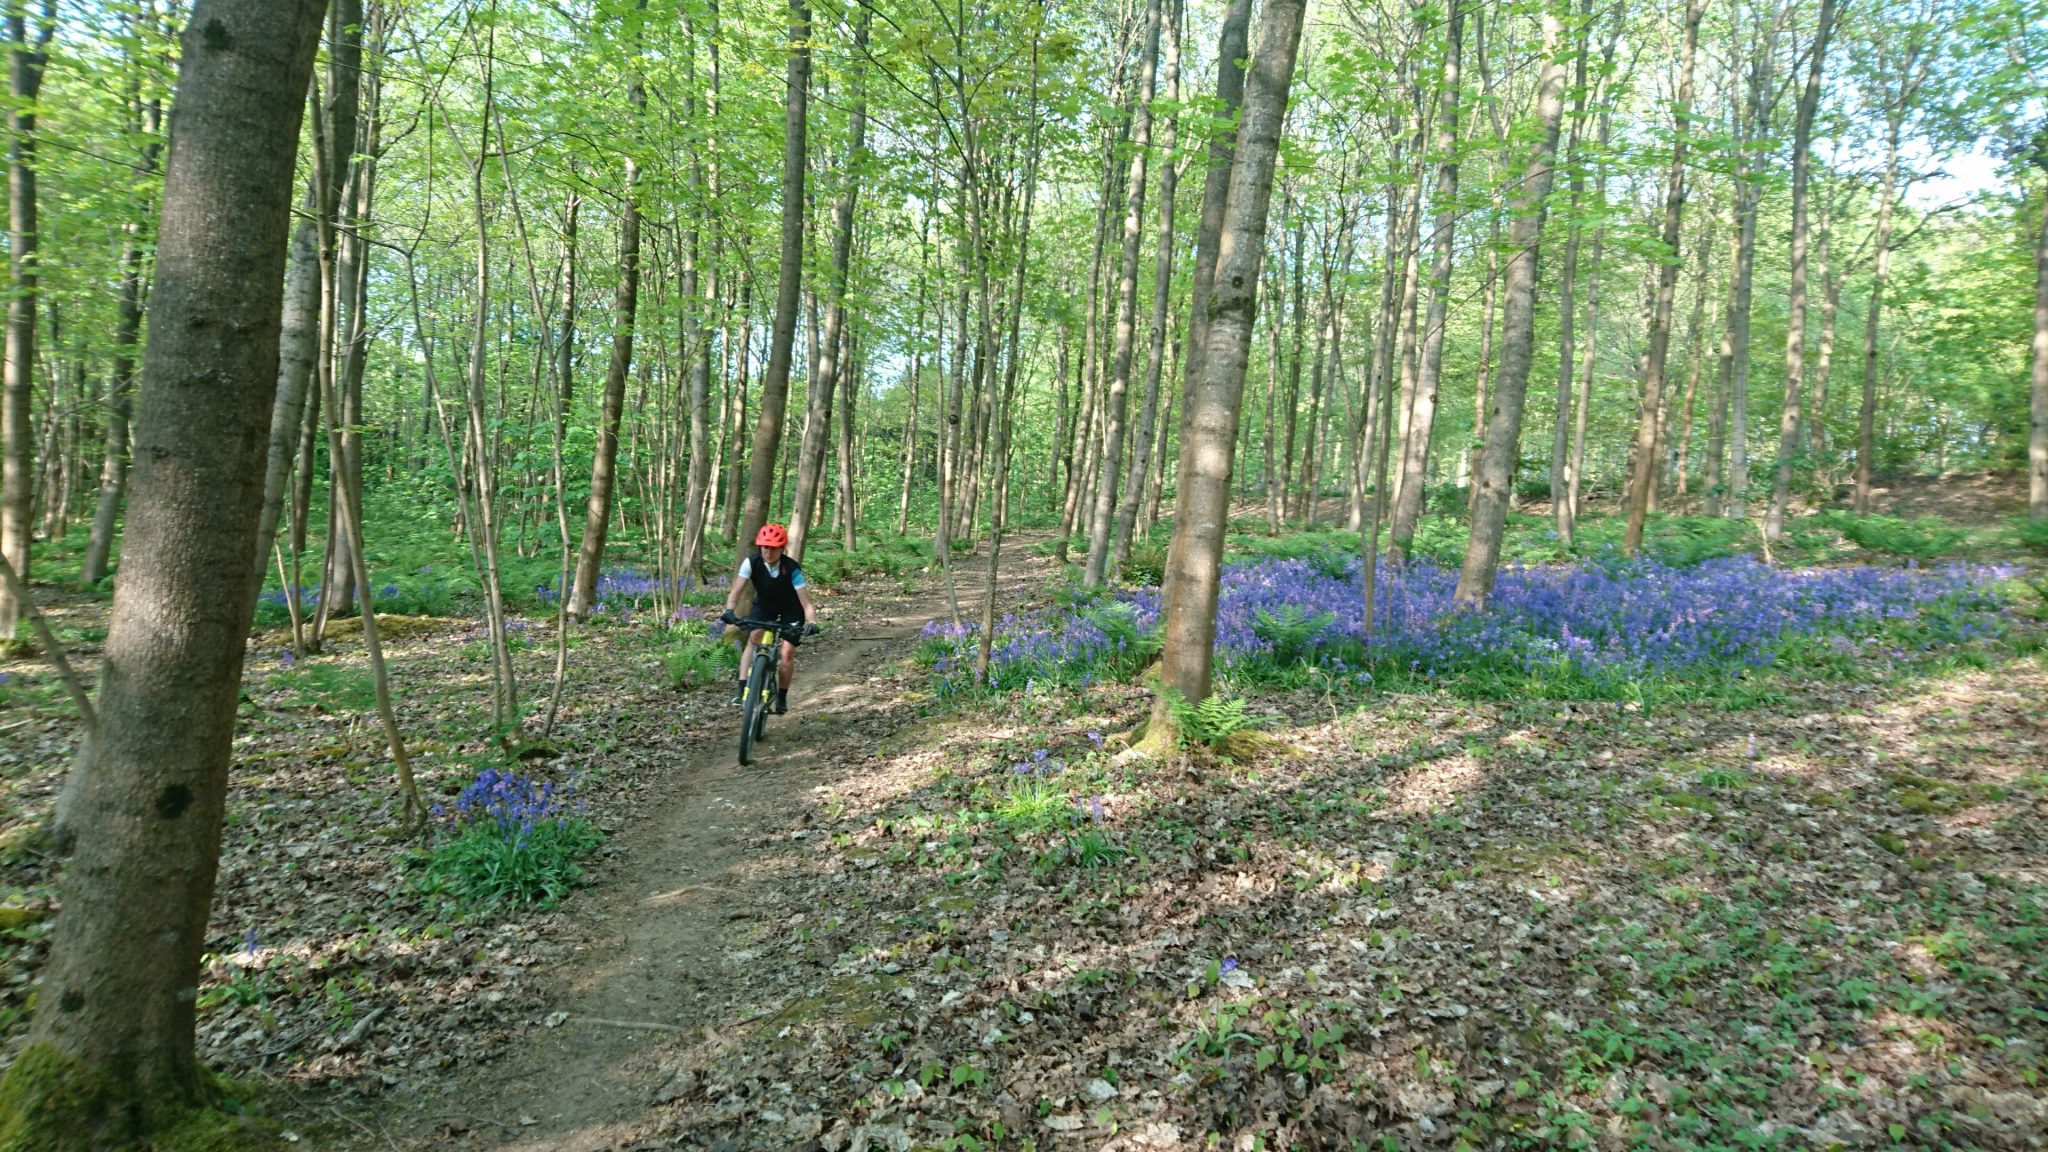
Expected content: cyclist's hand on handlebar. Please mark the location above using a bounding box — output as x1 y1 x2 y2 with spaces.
720 609 737 625
803 622 820 636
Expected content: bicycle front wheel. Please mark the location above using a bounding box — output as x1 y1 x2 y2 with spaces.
739 652 772 765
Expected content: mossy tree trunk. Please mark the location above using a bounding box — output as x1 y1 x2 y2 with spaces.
0 0 326 1140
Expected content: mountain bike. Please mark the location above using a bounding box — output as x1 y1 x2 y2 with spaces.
731 616 814 766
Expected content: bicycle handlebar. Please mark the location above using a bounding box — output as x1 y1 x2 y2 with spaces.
726 616 816 639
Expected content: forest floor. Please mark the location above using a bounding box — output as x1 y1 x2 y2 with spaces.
0 490 2045 1151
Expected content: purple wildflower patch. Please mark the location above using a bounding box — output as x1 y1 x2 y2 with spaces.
919 553 2011 694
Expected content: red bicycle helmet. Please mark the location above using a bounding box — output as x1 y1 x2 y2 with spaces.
755 522 789 548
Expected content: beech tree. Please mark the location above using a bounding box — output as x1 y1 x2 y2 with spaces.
1155 0 1309 709
0 0 326 1132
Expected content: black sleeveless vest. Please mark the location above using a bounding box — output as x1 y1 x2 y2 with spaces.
747 552 803 621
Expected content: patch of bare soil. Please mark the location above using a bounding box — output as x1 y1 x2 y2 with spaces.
0 536 1049 1149
336 538 1058 1150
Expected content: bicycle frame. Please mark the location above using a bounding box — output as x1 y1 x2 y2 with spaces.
733 617 805 765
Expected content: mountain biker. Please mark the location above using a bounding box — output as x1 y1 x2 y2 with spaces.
720 523 818 715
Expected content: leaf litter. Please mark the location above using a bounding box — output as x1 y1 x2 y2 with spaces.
1 553 2045 1151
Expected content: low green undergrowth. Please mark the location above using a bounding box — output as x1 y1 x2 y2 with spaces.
662 631 740 689
410 769 601 911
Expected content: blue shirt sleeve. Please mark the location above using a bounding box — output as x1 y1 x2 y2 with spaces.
791 568 806 589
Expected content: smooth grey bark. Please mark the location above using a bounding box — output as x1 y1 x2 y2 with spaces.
897 211 930 536
1084 0 1163 588
1550 0 1591 538
1352 182 1401 534
253 208 320 594
0 0 51 642
739 0 810 552
2030 158 2047 520
1855 93 1913 510
788 10 868 561
1057 118 1120 563
1155 0 1308 707
1454 10 1569 606
1724 15 1784 518
1388 3 1464 559
1161 0 1252 595
82 53 160 590
974 40 1043 683
1113 0 1182 572
571 42 646 619
1809 190 1838 481
1765 0 1836 540
15 0 325 1125
1622 0 1704 554
678 5 718 586
835 333 859 550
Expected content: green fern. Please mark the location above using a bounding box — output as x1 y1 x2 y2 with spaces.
1252 605 1335 666
1165 690 1260 750
1090 602 1164 680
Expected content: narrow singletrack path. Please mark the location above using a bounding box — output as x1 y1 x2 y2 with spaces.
383 536 1053 1151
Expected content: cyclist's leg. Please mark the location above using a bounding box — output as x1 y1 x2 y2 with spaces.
777 637 797 691
736 628 768 703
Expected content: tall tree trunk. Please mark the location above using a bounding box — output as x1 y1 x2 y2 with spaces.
1355 182 1401 532
556 189 579 438
1854 118 1904 512
1084 0 1163 587
721 281 751 541
1809 190 1838 488
2029 171 2047 521
10 0 324 1124
836 333 860 550
0 0 51 641
1389 4 1464 559
1455 9 1569 605
1155 0 1307 709
1279 210 1304 519
1164 0 1252 590
1567 171 1605 526
1146 350 1175 528
975 40 1043 681
1385 162 1424 525
739 0 810 551
1622 0 1704 554
83 50 160 589
1765 0 1835 540
1550 0 1591 538
571 56 646 618
1263 258 1282 534
789 10 868 560
1674 208 1717 508
898 213 930 536
324 5 381 624
1725 33 1781 519
678 5 718 586
1058 158 1114 563
1114 0 1182 572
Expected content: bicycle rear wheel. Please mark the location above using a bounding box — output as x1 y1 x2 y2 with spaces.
738 652 772 765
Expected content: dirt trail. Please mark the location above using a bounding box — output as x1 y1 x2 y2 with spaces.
390 536 1053 1151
